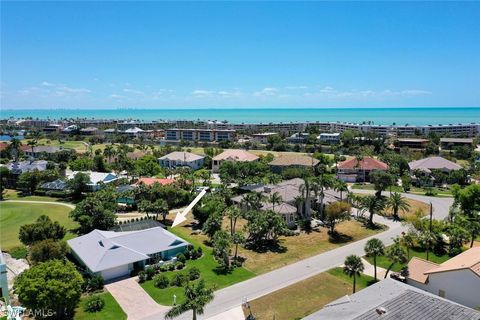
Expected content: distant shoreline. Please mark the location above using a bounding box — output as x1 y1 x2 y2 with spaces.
2 106 480 126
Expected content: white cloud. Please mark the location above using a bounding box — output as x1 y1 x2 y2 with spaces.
40 81 55 87
400 89 432 96
123 88 144 95
109 94 126 99
285 86 308 90
253 87 278 97
192 90 215 97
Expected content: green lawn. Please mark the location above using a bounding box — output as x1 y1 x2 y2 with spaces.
141 225 255 306
3 189 64 202
0 201 77 250
245 267 374 320
74 292 126 320
365 246 451 272
351 184 453 197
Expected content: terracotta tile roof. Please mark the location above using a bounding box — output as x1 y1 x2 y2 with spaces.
337 157 388 170
0 142 8 151
425 247 480 277
212 149 259 162
407 257 440 284
135 177 175 186
268 154 319 167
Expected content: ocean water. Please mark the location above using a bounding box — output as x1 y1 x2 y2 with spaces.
1 107 479 126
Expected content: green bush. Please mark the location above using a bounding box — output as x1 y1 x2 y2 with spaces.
145 266 156 280
168 263 175 271
138 271 147 283
176 253 186 263
9 246 28 259
176 262 184 270
84 295 105 313
170 273 187 287
86 274 104 292
159 265 168 272
188 267 200 280
153 274 169 289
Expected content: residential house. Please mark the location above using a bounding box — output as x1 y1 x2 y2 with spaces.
408 156 462 173
68 227 189 281
40 179 68 192
80 127 100 136
336 157 388 183
394 138 429 150
440 138 474 151
406 247 480 308
158 152 205 170
135 177 175 186
251 132 279 144
24 146 68 158
304 278 480 320
66 171 119 191
211 149 259 173
318 133 341 145
287 132 310 144
268 154 319 174
4 160 49 187
232 178 340 227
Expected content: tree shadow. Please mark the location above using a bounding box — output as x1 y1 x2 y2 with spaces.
245 241 288 254
367 279 379 286
328 232 353 244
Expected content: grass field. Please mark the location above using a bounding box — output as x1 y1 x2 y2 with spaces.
352 184 453 197
22 138 89 153
245 267 374 320
74 292 126 320
0 201 77 250
141 220 255 306
3 189 64 202
365 246 451 273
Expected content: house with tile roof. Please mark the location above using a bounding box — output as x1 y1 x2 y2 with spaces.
336 157 388 183
135 177 175 186
158 151 205 170
406 247 480 308
212 149 259 173
268 154 319 174
68 227 189 281
408 156 463 173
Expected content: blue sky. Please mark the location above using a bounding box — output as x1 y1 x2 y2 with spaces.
1 1 479 109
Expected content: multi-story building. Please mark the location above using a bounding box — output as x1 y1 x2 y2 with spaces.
164 128 235 143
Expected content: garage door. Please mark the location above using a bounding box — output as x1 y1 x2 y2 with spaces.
101 265 130 281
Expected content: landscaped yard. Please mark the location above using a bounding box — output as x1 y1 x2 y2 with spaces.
3 189 64 202
0 201 77 250
352 183 453 197
365 246 451 273
244 267 374 320
23 138 89 153
74 292 126 320
140 221 255 306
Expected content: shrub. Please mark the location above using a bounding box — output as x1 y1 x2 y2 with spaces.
170 273 187 287
176 253 186 263
184 250 191 260
425 188 438 196
153 274 169 289
187 244 194 251
138 271 147 283
168 263 175 271
188 267 200 280
176 262 184 270
145 266 156 280
87 274 104 292
84 295 105 313
159 265 168 272
196 247 203 257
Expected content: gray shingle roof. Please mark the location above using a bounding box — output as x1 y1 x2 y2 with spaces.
409 157 462 173
6 160 48 174
158 151 205 162
303 278 480 320
68 227 189 272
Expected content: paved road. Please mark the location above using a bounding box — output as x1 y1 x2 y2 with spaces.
3 199 76 209
143 192 453 320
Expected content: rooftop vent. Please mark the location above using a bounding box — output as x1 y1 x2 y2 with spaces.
375 307 387 315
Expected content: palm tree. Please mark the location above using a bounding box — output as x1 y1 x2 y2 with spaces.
384 237 407 278
268 192 283 211
387 193 410 221
400 231 415 260
9 137 22 161
299 178 313 218
334 179 349 201
343 255 364 294
225 206 242 236
103 144 115 163
27 138 38 158
364 238 385 281
165 279 214 320
359 195 385 227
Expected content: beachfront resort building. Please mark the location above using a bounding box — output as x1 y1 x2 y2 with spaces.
164 128 235 143
318 133 341 144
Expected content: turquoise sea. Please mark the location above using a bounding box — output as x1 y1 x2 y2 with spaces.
1 107 479 126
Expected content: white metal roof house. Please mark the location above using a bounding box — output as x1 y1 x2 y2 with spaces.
68 227 189 281
67 171 119 191
158 152 206 170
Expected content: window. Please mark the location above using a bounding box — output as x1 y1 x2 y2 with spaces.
438 289 445 298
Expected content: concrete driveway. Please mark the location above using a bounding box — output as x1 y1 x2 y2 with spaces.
106 277 169 320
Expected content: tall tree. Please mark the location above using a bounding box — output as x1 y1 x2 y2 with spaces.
225 206 242 236
19 215 66 246
334 179 349 201
359 195 386 227
14 260 83 320
384 237 407 278
165 279 214 320
268 192 283 211
324 201 352 234
387 193 411 221
364 238 385 281
343 255 365 294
